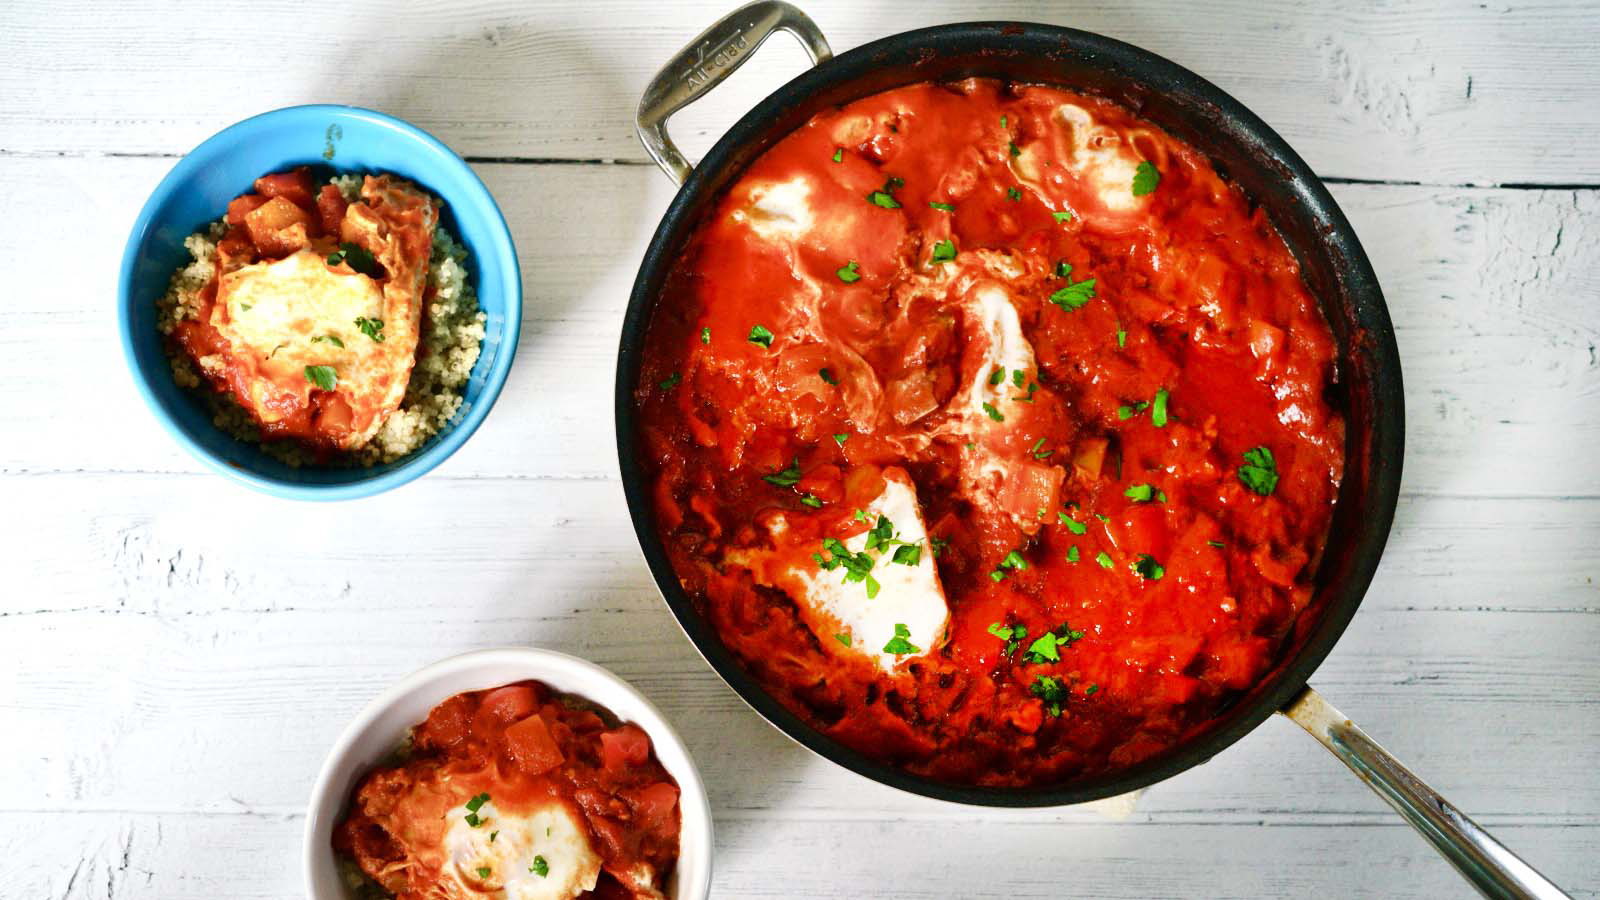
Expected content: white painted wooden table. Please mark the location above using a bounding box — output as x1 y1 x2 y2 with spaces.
3 1 1598 897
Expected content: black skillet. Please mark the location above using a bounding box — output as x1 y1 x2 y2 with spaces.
614 4 1566 896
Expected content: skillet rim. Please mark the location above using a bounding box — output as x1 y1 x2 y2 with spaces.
615 19 1404 807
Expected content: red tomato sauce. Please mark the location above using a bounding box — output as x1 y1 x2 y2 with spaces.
334 682 681 898
633 80 1344 787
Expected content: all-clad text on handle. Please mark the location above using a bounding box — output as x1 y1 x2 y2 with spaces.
635 1 832 185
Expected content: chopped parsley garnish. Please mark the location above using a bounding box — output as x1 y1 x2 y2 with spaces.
303 365 337 391
929 201 956 212
819 367 839 385
833 432 849 446
463 792 490 827
1030 675 1067 716
1239 446 1280 496
1124 483 1166 503
747 324 775 348
799 493 823 508
1029 436 1052 460
1006 186 1023 201
989 569 1007 583
1207 539 1226 549
930 239 957 263
1057 512 1087 535
868 176 904 209
1132 160 1161 196
658 372 682 390
531 856 549 877
837 260 862 283
982 402 1004 422
490 831 498 842
1095 551 1114 569
1151 388 1170 427
891 543 922 566
1131 554 1166 580
354 316 385 342
1024 623 1085 663
1086 683 1100 696
762 458 802 487
326 242 380 276
1049 274 1097 311
863 514 897 553
1116 328 1127 348
310 334 345 348
987 622 1016 640
1052 210 1074 223
988 621 1029 656
1000 114 1008 128
1008 141 1021 158
1000 549 1028 571
883 623 920 655
1055 260 1072 278
477 866 492 878
1094 513 1110 522
1118 400 1149 421
988 367 1005 386
835 632 851 647
701 326 711 344
1011 369 1026 388
832 148 843 163
930 536 949 557
1066 545 1080 562
815 537 880 599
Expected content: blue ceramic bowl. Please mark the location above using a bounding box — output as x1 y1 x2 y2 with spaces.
118 105 521 500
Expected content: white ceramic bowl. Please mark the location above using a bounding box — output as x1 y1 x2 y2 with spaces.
303 648 714 899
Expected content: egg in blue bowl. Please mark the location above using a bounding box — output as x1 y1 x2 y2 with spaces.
118 105 521 500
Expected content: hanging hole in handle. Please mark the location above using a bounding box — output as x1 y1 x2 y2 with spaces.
635 1 832 186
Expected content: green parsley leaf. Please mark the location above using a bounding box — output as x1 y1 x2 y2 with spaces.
1055 260 1072 278
1152 388 1170 427
748 324 775 348
1239 445 1280 496
477 866 492 878
835 632 851 647
863 515 896 553
1085 683 1100 696
1057 512 1087 535
815 537 878 595
327 242 381 276
1066 544 1080 562
1094 513 1110 522
701 326 711 344
1007 186 1023 201
1049 275 1097 311
1009 141 1021 158
354 316 385 342
1025 632 1060 663
1118 400 1149 421
1011 369 1026 388
819 367 839 385
883 623 920 655
833 432 849 446
303 365 337 391
891 543 922 566
658 372 682 390
1095 551 1114 569
1030 675 1067 716
982 402 1004 422
1000 115 1008 129
310 334 345 348
1000 549 1028 571
1116 329 1127 348
929 201 956 212
868 176 904 209
762 458 802 487
1124 483 1164 503
531 856 549 877
1131 554 1165 580
466 792 489 812
489 831 498 842
930 239 957 263
1052 210 1074 223
1207 539 1226 548
837 260 862 283
989 569 1007 583
799 493 823 508
988 367 1005 386
1132 160 1161 196
987 622 1015 641
832 148 843 163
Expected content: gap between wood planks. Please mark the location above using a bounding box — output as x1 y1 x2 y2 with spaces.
1 148 1598 191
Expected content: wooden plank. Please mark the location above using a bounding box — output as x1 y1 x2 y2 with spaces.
1 811 1593 899
3 1 1600 184
1 157 1597 496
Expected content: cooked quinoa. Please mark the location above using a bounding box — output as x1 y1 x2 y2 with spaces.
157 176 486 467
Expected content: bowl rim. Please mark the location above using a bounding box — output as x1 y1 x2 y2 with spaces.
116 103 522 501
301 646 714 899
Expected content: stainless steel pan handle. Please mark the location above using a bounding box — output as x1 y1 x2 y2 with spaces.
635 0 831 185
1283 687 1569 899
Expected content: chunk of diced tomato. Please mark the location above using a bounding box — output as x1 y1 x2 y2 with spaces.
599 724 651 772
225 193 270 226
316 183 348 236
473 685 539 738
253 167 316 210
503 713 564 776
631 781 679 829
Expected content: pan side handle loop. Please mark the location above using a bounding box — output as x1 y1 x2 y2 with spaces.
635 1 832 185
1282 686 1569 899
